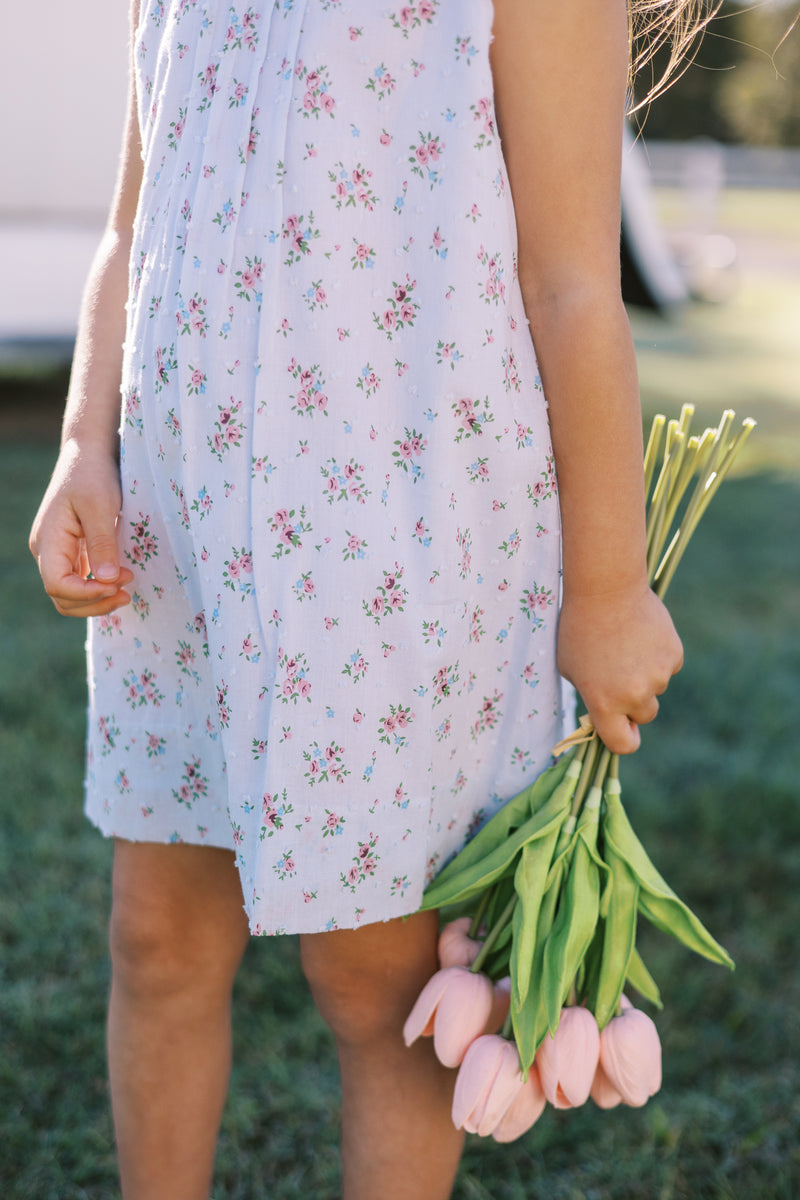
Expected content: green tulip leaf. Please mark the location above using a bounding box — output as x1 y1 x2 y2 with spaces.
421 772 575 910
576 792 611 899
421 754 573 895
542 837 601 1032
592 849 639 1029
485 872 516 933
544 829 578 890
578 918 606 1010
637 890 734 969
511 877 561 1074
603 787 734 970
626 947 663 1009
510 827 561 1009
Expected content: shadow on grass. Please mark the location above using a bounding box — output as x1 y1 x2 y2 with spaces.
2 444 799 1199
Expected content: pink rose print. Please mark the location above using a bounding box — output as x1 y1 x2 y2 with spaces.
340 832 380 891
378 703 415 751
520 584 554 627
390 1 438 36
363 564 408 624
322 809 346 838
123 667 165 709
288 360 329 418
260 789 293 838
392 427 428 482
366 64 396 100
472 690 503 740
372 275 419 339
408 131 445 187
167 106 187 151
293 60 336 119
477 246 506 305
269 212 320 266
124 512 159 567
303 741 350 786
470 96 496 148
342 648 369 683
451 395 494 442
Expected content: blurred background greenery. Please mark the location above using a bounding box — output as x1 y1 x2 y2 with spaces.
636 0 800 146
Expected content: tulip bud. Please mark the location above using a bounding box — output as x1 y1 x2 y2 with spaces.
492 1063 547 1142
403 965 494 1068
452 1035 525 1135
486 975 511 1034
535 1006 600 1109
597 996 661 1107
589 1060 623 1109
437 917 482 969
432 968 495 1068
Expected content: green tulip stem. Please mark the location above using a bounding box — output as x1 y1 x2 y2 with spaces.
568 735 614 824
649 432 707 574
644 433 680 569
609 752 620 784
588 745 612 802
642 412 666 500
468 884 493 941
653 417 755 598
572 735 599 812
470 893 518 976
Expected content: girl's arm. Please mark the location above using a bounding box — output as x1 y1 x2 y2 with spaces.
30 0 143 617
490 0 684 754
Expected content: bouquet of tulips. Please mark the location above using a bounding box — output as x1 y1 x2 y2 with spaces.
404 407 754 1141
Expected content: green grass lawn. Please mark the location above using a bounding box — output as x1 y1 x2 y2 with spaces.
2 195 799 1198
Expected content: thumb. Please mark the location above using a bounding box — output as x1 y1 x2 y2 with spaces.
83 501 124 583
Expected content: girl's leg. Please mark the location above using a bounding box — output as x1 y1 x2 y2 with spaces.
107 840 250 1200
300 910 464 1200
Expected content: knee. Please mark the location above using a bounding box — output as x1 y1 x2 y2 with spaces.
300 913 440 1046
108 850 249 1004
109 891 195 1001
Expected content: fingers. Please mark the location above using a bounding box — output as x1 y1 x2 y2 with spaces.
592 714 641 757
51 585 133 619
35 543 134 617
29 443 135 618
31 496 134 618
588 690 663 755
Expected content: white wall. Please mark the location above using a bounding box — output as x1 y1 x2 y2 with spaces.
0 0 129 220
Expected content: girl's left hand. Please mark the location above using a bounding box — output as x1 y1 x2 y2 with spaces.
29 439 134 618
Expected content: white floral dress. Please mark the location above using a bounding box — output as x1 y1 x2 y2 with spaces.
85 0 570 935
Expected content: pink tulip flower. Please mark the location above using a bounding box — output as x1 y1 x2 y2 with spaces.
437 917 482 969
589 1060 623 1109
535 1005 600 1109
492 1063 548 1142
487 975 511 1034
594 996 662 1108
403 966 494 1068
452 1034 525 1135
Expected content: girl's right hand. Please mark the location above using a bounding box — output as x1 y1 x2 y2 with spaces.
29 439 134 618
557 579 684 756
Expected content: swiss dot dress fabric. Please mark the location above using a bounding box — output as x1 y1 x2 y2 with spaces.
85 0 570 935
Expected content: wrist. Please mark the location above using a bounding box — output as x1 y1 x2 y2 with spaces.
61 406 121 458
561 567 651 604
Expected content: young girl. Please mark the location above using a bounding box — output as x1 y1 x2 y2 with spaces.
30 1 694 1196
